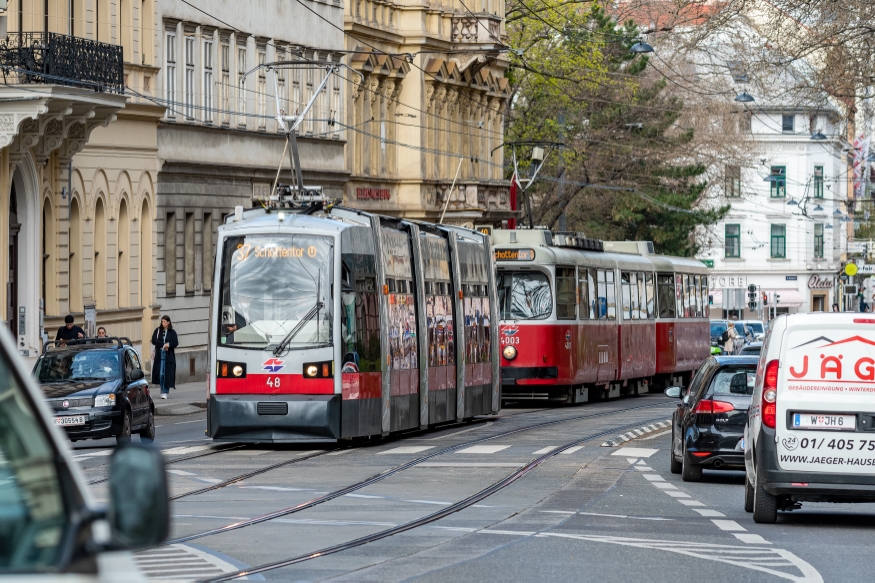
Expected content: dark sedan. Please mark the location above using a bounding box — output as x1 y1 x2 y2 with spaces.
33 337 155 444
739 341 762 355
665 355 758 482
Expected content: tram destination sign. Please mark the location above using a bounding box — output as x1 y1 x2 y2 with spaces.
494 248 535 261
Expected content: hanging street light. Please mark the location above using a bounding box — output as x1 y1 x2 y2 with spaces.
811 130 827 140
630 41 654 54
734 92 754 103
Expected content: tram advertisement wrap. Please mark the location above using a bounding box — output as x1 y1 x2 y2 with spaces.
777 330 875 474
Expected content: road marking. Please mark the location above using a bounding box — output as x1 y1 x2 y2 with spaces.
734 533 772 545
416 462 524 468
174 419 205 424
238 486 314 492
162 445 210 455
652 482 677 490
457 445 510 454
540 511 672 521
712 519 746 531
677 500 705 507
325 449 353 456
611 447 658 458
638 429 671 440
693 509 725 517
425 422 493 440
225 449 271 455
626 458 640 464
134 543 247 580
642 474 665 482
73 450 113 459
167 469 197 476
533 446 558 454
560 446 584 454
664 491 690 498
634 465 654 471
378 446 436 454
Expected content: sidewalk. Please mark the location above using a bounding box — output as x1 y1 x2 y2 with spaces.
153 379 207 417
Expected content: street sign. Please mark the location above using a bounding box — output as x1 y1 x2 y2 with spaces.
840 274 849 282
845 263 859 276
701 259 714 268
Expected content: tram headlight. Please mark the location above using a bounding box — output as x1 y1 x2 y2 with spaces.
303 361 334 379
306 365 319 377
232 365 244 377
216 360 246 378
502 345 517 360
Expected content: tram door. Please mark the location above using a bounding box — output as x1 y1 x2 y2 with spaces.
457 238 493 417
380 224 421 432
420 230 455 425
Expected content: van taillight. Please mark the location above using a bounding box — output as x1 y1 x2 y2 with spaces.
854 319 875 324
694 400 735 414
762 359 779 429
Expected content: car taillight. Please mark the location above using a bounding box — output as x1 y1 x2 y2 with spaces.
694 399 735 414
762 359 779 429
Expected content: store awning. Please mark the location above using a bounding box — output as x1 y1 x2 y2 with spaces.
764 289 805 308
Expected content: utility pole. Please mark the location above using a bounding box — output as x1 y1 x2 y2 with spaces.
556 113 566 232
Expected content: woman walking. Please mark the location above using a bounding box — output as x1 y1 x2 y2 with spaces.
151 315 178 399
724 321 739 355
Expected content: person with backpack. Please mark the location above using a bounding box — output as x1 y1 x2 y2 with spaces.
723 321 739 355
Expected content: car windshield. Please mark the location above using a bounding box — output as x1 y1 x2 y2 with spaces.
34 350 120 384
744 322 764 334
497 271 552 320
218 234 334 350
709 368 756 396
710 322 727 337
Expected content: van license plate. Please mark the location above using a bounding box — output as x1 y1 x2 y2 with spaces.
793 413 855 431
54 416 86 427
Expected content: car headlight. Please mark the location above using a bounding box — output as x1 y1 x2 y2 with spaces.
94 394 116 408
502 345 517 360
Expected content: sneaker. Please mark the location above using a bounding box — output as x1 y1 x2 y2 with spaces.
160 394 167 399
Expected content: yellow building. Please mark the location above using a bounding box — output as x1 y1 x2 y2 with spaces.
0 1 163 359
344 0 512 227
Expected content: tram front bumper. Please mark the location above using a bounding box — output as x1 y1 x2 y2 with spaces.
208 394 341 443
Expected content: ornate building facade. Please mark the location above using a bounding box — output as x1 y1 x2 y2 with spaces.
344 0 512 227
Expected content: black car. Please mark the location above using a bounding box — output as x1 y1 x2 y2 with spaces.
665 355 758 481
739 341 762 355
33 337 155 444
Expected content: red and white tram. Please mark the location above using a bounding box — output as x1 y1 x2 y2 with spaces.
494 229 710 403
206 204 499 442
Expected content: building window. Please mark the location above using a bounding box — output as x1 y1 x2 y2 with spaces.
184 213 195 292
164 212 176 294
165 31 176 119
814 165 824 198
203 39 213 123
220 43 230 125
237 46 247 123
770 166 786 198
782 114 794 132
276 47 287 120
203 213 213 291
725 165 741 198
257 49 266 129
770 224 786 258
184 36 195 120
725 224 741 258
814 223 824 259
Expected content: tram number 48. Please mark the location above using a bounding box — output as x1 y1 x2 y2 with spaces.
266 377 281 388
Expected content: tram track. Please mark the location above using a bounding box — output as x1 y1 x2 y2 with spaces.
202 413 670 582
164 398 673 546
86 444 248 486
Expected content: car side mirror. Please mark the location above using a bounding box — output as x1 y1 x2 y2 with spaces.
108 444 168 548
127 369 145 382
664 386 682 399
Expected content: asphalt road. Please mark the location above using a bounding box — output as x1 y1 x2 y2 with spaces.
74 395 874 582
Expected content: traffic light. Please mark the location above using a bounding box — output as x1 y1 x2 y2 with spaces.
762 292 768 306
747 284 757 310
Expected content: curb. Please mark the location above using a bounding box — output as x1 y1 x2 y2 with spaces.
600 420 671 447
155 401 207 417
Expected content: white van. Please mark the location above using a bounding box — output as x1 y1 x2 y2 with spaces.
745 313 875 523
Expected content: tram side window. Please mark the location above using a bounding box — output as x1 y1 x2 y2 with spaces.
644 273 655 319
597 269 616 320
621 272 631 320
578 268 593 320
694 275 703 318
675 274 684 318
353 277 381 372
606 270 616 319
702 276 709 318
556 267 576 320
657 274 676 318
685 274 696 318
636 273 646 320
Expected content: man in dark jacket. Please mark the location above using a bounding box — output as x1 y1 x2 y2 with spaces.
56 315 85 344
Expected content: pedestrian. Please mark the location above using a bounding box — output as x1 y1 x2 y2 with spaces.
151 315 178 399
96 326 107 338
55 315 85 345
832 303 840 313
724 321 739 355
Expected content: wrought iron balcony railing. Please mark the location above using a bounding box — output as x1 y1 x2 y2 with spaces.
0 32 124 94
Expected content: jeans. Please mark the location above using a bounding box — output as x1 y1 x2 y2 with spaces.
160 350 168 394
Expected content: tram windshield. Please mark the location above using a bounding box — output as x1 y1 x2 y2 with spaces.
217 234 334 350
497 271 552 320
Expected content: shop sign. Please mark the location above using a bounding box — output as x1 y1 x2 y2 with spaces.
808 275 834 289
786 275 797 281
712 276 747 289
356 187 390 200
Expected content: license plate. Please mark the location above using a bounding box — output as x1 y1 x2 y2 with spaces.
793 413 856 431
54 415 86 427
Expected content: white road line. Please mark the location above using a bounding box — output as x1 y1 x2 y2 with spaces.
693 509 726 517
652 483 677 490
712 519 747 531
642 474 665 482
167 469 197 476
638 429 671 441
456 445 511 454
425 422 494 441
560 446 585 454
533 446 558 454
664 491 690 498
734 533 772 545
416 462 524 468
73 450 112 459
378 446 436 454
162 446 210 455
174 419 205 424
611 447 658 458
677 500 705 506
634 465 654 471
626 458 640 464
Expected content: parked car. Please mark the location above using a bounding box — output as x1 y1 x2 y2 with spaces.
738 320 766 341
0 326 168 578
33 337 155 444
745 313 875 523
739 341 763 355
665 355 759 481
710 320 729 350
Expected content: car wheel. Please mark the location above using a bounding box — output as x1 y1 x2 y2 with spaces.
669 428 682 474
681 450 702 482
139 409 155 443
116 410 132 446
752 475 778 523
744 476 755 512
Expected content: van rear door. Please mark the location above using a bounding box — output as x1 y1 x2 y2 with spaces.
777 321 875 474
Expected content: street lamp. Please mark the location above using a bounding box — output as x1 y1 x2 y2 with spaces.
630 41 654 54
787 198 798 206
734 92 755 103
813 204 824 212
811 130 827 140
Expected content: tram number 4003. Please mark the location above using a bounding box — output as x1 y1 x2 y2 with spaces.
266 376 282 388
501 336 520 345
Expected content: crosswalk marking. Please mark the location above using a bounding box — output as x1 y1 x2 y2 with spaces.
611 447 658 458
167 469 197 476
533 446 558 454
693 509 725 517
378 446 435 455
734 533 771 544
162 445 211 455
642 474 665 482
457 445 510 454
712 519 746 531
560 446 584 455
73 450 112 460
134 544 244 580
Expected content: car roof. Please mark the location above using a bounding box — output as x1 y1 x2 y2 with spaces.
41 337 132 356
711 355 759 365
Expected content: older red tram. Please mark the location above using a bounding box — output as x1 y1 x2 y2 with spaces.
494 230 710 403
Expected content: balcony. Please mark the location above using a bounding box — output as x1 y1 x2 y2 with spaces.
0 32 124 94
450 16 501 44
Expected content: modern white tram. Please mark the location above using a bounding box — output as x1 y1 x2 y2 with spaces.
206 203 500 442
